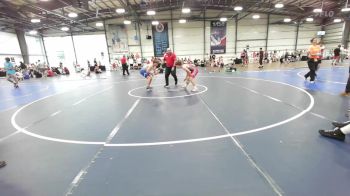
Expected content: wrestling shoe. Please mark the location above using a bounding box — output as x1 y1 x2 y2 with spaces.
319 128 345 141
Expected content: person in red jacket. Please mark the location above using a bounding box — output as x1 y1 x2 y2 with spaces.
121 55 129 76
163 48 178 87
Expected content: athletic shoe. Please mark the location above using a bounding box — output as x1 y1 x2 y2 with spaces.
310 81 315 84
182 83 187 88
164 85 169 88
340 92 350 96
191 86 198 92
332 121 350 128
146 86 152 91
0 161 6 168
319 129 345 141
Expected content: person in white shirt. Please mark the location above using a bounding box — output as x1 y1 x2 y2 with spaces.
128 57 134 69
136 57 142 69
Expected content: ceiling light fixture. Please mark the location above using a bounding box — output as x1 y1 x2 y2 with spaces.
124 20 131 25
234 6 243 11
179 19 187 23
284 18 292 22
116 8 125 13
275 3 284 8
61 27 69 31
68 12 78 18
306 17 314 22
334 18 342 23
147 10 156 15
96 22 103 27
29 30 37 35
182 8 191 13
220 17 227 22
152 21 159 25
313 8 322 13
252 14 260 19
31 18 41 23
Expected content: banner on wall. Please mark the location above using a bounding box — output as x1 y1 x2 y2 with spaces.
56 51 65 61
152 22 169 57
109 24 129 53
210 21 227 54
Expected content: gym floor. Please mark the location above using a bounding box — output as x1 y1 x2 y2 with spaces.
0 61 349 196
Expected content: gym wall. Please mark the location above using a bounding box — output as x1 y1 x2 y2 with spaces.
106 10 322 61
323 22 344 48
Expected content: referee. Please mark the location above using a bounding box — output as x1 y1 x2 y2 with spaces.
163 48 178 87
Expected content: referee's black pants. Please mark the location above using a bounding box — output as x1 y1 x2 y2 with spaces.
164 66 177 86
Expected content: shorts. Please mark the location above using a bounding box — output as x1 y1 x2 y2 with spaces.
190 67 198 78
140 69 149 78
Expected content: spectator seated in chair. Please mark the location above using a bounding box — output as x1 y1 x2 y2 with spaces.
94 63 102 74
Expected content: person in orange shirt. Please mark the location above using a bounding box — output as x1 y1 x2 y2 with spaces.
304 38 322 83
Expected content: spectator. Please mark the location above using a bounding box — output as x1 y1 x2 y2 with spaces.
4 57 19 88
121 55 129 75
340 66 350 96
332 45 341 66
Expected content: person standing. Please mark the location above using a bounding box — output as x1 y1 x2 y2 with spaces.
340 66 350 96
240 49 246 66
121 55 129 76
258 48 264 69
4 57 19 88
304 38 321 83
332 45 341 66
128 56 134 69
163 48 178 87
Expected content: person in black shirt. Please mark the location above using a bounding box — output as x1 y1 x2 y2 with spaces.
19 61 26 70
332 45 341 66
258 48 264 68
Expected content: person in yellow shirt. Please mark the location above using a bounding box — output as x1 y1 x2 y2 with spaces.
304 38 322 83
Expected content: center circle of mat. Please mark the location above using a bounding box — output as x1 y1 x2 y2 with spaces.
128 84 208 99
11 76 314 146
